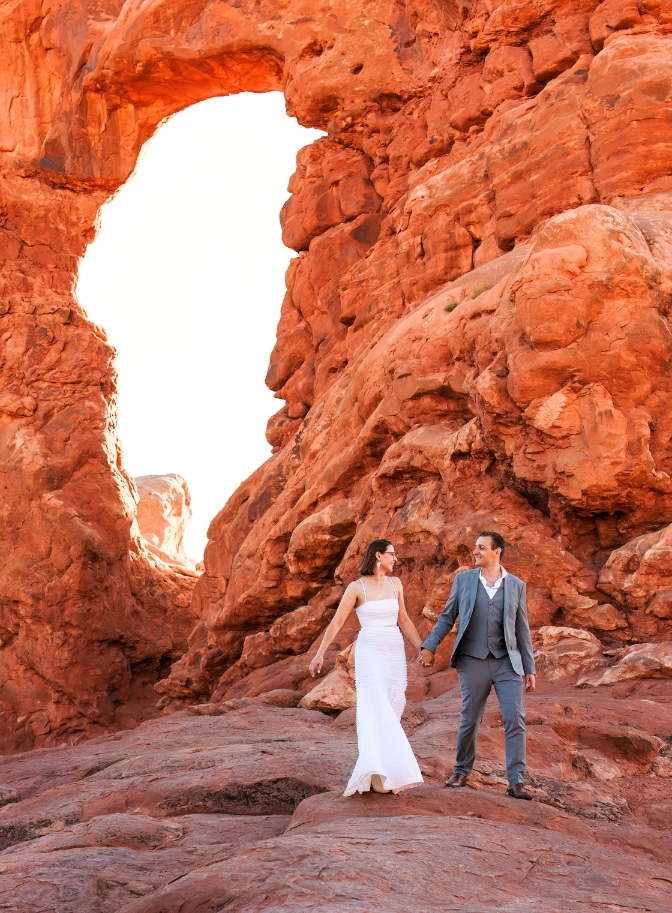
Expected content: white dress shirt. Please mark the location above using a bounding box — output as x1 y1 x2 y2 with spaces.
479 566 507 600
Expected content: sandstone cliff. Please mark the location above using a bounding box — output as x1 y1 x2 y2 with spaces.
0 1 671 749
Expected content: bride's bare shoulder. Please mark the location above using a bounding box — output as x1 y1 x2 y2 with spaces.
344 578 365 596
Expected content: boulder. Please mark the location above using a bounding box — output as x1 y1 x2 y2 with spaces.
299 643 356 712
256 689 304 708
579 642 672 686
600 524 672 615
298 666 356 713
533 626 606 681
135 474 195 567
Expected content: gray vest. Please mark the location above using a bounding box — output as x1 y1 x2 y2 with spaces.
458 580 507 660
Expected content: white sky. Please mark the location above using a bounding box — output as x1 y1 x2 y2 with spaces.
76 93 322 559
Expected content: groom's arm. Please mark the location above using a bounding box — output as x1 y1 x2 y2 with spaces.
421 578 460 654
515 582 536 675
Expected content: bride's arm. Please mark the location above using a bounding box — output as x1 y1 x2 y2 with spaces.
308 582 359 677
395 578 423 651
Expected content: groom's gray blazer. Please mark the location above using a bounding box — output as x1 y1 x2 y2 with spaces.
422 569 535 676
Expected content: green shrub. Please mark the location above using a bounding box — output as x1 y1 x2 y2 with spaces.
443 298 459 312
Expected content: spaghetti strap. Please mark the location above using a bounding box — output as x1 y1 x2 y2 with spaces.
389 577 398 600
359 578 368 602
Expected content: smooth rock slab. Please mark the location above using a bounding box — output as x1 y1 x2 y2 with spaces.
1 690 671 912
0 813 286 913
117 815 672 913
0 705 353 851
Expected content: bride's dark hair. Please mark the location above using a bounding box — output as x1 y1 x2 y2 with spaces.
359 539 393 576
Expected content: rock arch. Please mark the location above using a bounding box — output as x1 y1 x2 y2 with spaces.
1 0 672 749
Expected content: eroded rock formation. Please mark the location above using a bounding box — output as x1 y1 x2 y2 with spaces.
163 12 672 705
1 1 671 750
135 473 196 569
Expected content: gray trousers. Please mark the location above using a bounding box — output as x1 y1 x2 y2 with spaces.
454 653 526 786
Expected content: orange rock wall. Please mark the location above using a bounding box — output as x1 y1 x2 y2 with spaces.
1 1 671 743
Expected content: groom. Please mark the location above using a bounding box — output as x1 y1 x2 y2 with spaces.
419 532 536 800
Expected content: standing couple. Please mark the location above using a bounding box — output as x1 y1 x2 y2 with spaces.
309 533 536 799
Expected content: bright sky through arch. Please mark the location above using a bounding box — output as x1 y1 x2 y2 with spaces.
77 93 323 559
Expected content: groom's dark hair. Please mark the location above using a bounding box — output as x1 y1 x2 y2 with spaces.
479 531 506 556
359 539 393 575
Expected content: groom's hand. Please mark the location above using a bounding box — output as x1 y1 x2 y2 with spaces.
524 674 536 692
419 649 435 668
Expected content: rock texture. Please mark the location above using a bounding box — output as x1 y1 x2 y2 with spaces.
1 2 672 747
533 625 607 681
580 640 672 685
135 473 196 569
1 682 671 911
299 642 356 711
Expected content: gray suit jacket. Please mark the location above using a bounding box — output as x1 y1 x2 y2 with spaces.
422 569 536 676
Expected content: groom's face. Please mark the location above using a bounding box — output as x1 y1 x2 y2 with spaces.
473 536 498 567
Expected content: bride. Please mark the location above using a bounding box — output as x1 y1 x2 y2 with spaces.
309 539 424 795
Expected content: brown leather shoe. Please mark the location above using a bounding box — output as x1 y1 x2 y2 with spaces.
445 773 469 788
506 783 533 800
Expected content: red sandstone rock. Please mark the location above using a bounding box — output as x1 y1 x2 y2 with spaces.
299 665 355 712
533 625 607 681
173 598 340 704
299 642 356 711
134 474 195 568
3 11 672 907
599 523 672 624
1 813 287 911
123 817 668 912
1 0 672 754
1 686 672 910
214 642 344 703
580 641 672 685
256 688 304 708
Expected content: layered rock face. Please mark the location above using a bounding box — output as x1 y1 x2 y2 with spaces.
1 1 672 747
156 4 672 705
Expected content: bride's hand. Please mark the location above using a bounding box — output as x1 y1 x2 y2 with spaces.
418 648 435 668
309 652 324 677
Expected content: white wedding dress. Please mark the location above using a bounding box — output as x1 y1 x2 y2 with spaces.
343 577 424 796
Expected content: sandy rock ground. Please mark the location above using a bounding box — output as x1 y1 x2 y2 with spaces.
2 678 670 912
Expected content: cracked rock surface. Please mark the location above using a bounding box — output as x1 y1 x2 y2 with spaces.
1 682 671 910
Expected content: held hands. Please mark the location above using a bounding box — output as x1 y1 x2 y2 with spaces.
309 652 325 677
418 648 435 668
525 674 536 692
